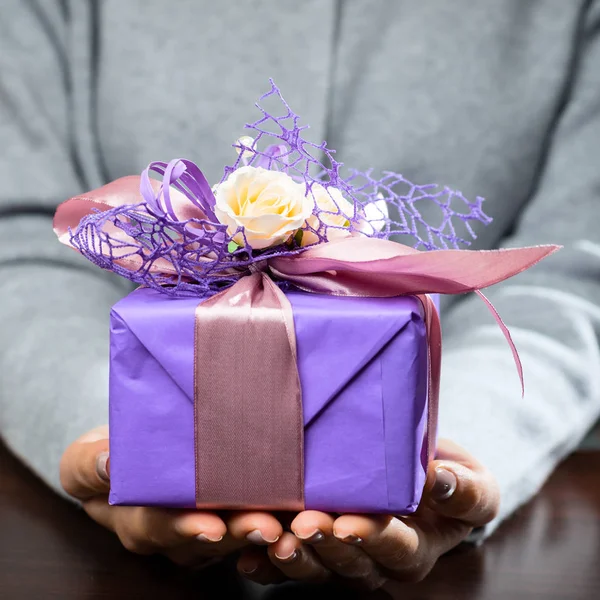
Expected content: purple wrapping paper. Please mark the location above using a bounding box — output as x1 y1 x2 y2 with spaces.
108 287 430 514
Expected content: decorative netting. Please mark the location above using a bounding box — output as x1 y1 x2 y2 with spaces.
70 80 491 297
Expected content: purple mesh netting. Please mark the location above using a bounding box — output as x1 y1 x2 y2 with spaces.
69 80 491 297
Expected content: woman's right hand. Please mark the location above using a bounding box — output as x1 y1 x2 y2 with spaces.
60 425 283 570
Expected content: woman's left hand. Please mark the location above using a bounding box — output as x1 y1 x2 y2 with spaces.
236 439 499 591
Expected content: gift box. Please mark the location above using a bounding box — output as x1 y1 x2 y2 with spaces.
109 287 432 514
54 81 558 516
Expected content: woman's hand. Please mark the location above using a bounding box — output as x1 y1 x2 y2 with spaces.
60 426 284 569
237 439 500 590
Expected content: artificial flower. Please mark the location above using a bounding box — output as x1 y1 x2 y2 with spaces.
214 166 313 250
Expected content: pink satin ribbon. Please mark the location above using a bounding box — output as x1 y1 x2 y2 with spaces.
416 294 441 466
53 177 561 511
193 272 304 511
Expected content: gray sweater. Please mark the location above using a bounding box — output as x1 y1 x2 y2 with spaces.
1 0 600 538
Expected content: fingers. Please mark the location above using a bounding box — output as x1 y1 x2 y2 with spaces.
422 438 500 527
164 537 237 568
60 426 110 499
291 511 386 589
291 509 334 544
332 514 470 581
165 510 286 566
239 512 389 590
267 532 331 582
84 498 293 568
83 499 229 555
237 547 288 585
237 513 333 586
238 534 333 586
226 511 283 545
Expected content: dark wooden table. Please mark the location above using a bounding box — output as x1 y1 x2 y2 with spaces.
2 444 600 600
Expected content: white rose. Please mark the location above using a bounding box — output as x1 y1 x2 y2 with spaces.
356 194 389 236
301 184 355 246
214 166 314 250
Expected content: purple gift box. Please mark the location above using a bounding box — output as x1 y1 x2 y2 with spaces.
108 287 432 514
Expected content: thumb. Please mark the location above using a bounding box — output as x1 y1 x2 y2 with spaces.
422 438 500 528
60 425 111 500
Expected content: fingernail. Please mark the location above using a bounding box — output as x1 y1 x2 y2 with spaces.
96 452 110 482
246 529 279 545
295 529 324 544
275 549 299 563
335 533 363 545
241 564 258 575
432 467 457 502
196 533 224 543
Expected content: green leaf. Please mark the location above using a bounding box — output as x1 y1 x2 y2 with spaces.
294 229 304 246
227 240 240 253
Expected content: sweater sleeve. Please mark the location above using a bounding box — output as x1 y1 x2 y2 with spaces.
0 0 130 497
438 0 600 538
